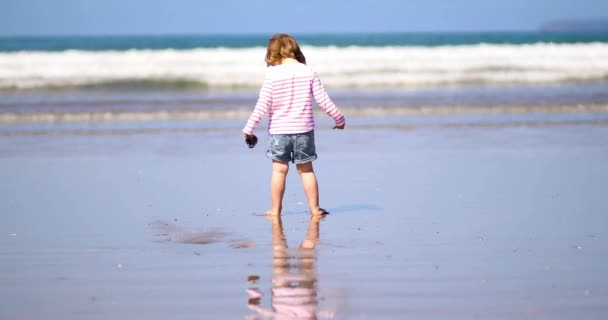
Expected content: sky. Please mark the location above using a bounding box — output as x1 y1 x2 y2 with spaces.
1 0 607 36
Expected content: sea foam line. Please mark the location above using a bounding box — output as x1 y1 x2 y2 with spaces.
1 104 607 123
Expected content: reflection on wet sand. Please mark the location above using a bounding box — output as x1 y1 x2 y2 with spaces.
247 215 334 319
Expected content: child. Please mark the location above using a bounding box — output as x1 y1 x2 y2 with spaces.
243 33 345 216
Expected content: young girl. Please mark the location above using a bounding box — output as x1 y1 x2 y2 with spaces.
243 33 345 216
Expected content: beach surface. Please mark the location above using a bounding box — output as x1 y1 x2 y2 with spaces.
1 111 608 319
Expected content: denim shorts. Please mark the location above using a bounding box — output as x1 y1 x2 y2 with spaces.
267 130 317 164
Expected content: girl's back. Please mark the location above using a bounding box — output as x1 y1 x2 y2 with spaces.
266 63 316 134
247 62 342 135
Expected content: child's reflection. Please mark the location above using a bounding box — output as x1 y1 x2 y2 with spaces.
247 214 333 319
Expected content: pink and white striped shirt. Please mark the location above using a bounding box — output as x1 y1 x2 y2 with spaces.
243 63 345 135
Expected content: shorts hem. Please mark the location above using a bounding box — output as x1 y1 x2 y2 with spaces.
266 153 317 164
294 154 317 164
266 153 290 163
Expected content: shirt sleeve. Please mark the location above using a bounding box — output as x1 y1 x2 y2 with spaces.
311 72 345 126
242 76 273 135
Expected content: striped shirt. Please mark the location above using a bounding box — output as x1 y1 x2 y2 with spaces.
243 63 345 135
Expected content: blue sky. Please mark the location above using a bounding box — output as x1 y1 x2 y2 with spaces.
1 0 607 35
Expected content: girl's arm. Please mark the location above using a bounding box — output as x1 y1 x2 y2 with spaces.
311 73 345 127
243 77 273 135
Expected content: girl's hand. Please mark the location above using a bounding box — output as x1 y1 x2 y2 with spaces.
333 123 345 130
244 134 258 148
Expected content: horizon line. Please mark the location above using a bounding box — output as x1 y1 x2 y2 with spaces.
2 29 595 38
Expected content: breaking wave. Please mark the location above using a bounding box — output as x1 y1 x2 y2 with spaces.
1 43 607 90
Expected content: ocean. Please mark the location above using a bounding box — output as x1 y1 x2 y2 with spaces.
1 32 607 123
3 33 608 320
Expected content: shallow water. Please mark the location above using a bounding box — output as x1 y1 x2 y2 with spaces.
2 82 608 114
1 117 608 319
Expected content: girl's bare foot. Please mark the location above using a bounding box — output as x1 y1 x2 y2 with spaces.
311 208 328 216
266 210 281 216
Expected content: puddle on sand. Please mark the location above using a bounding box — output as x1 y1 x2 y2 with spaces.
149 220 255 248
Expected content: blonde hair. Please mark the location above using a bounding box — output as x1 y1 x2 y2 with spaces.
265 34 306 66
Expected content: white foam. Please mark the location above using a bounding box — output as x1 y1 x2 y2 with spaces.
0 43 607 89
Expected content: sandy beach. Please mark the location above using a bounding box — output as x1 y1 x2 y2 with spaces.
1 109 607 319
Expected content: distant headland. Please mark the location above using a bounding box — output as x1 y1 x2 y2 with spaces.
540 18 608 32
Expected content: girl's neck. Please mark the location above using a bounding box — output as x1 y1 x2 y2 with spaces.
281 58 299 65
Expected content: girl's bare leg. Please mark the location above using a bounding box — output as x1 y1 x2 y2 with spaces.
268 160 289 216
300 214 322 249
296 162 324 215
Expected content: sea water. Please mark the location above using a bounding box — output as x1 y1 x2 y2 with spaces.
0 32 607 125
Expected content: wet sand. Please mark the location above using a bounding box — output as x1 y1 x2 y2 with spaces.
1 113 608 319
